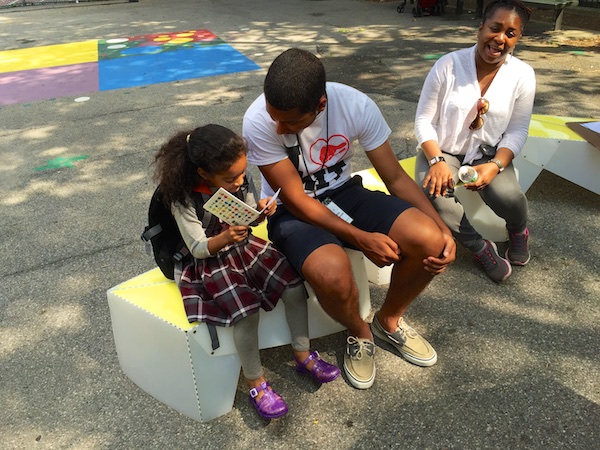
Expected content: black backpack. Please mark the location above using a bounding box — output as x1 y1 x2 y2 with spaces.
141 186 223 352
141 186 190 280
141 179 254 280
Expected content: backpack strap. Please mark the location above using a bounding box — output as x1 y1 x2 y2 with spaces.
206 323 220 353
173 245 189 262
192 191 222 237
141 223 162 242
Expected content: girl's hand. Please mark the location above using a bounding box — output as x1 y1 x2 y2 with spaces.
224 225 249 244
257 197 277 217
422 162 454 198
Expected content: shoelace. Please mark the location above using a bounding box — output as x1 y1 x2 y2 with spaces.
347 336 373 359
397 318 417 339
509 230 528 253
475 244 499 270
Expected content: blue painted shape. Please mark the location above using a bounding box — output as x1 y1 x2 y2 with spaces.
98 43 259 91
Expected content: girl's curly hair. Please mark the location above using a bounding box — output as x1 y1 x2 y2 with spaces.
153 124 246 207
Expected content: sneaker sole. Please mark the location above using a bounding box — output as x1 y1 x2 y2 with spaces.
343 361 375 389
371 326 438 367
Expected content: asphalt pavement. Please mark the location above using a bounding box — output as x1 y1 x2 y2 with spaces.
0 0 599 449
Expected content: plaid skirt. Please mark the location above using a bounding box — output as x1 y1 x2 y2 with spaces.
178 234 303 327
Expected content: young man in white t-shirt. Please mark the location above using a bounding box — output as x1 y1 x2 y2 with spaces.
243 48 455 389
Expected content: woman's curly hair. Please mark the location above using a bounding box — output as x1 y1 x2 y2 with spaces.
153 124 246 207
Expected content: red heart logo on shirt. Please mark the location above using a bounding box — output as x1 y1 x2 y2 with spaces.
309 134 350 166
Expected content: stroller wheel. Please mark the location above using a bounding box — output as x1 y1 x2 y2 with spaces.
412 6 422 17
397 5 405 13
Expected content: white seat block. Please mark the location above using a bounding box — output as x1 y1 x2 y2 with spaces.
107 248 371 422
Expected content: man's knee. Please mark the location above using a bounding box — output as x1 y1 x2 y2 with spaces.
390 209 445 258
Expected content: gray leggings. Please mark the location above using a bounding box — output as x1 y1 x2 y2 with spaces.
233 283 310 380
415 150 528 252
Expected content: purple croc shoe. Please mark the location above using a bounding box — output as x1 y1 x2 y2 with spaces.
295 351 341 383
249 381 288 419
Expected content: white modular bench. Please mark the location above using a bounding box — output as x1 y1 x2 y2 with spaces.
513 114 599 196
107 248 371 422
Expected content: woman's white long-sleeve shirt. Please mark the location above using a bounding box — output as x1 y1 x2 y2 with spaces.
414 45 536 165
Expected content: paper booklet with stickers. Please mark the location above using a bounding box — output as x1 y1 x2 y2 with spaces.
203 187 281 226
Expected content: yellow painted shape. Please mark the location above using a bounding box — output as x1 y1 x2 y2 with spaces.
114 267 170 289
0 40 98 74
252 221 269 241
359 156 416 194
111 268 194 331
529 114 594 141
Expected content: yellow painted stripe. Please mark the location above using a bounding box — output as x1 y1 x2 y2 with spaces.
0 40 98 73
113 279 195 330
529 114 594 141
113 268 170 289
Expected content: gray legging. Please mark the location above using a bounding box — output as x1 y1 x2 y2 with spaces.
415 150 528 252
233 283 310 380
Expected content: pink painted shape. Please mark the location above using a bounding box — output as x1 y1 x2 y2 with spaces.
0 62 98 106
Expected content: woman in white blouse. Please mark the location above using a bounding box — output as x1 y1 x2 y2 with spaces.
414 0 535 283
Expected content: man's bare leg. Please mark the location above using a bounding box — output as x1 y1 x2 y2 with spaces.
302 244 376 388
370 208 445 367
301 244 372 340
376 208 445 328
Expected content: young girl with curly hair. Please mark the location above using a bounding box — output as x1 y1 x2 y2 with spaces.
153 124 340 419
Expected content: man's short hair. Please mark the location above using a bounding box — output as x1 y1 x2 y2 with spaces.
264 48 326 114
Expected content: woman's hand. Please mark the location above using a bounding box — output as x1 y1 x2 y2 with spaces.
464 163 499 191
422 162 454 198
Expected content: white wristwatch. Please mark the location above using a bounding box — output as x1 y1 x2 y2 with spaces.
490 158 505 172
428 156 446 167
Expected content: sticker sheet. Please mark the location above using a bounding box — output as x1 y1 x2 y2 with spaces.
203 188 260 226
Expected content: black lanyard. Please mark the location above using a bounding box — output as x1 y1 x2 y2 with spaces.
290 102 329 197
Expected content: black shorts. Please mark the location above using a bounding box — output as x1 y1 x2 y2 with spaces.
267 176 413 275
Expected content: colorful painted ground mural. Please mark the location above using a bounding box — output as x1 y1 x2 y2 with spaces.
0 30 260 106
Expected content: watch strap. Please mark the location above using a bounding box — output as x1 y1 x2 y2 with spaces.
490 158 504 172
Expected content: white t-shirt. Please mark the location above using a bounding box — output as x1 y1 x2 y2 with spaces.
414 45 536 165
243 82 391 199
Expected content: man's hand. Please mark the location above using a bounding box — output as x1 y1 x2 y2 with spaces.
423 234 456 275
356 231 401 268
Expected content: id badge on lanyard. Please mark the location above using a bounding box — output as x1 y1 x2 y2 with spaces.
322 197 353 223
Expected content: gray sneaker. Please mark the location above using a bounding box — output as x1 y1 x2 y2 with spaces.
371 315 437 367
474 240 512 282
506 228 530 265
343 336 375 389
